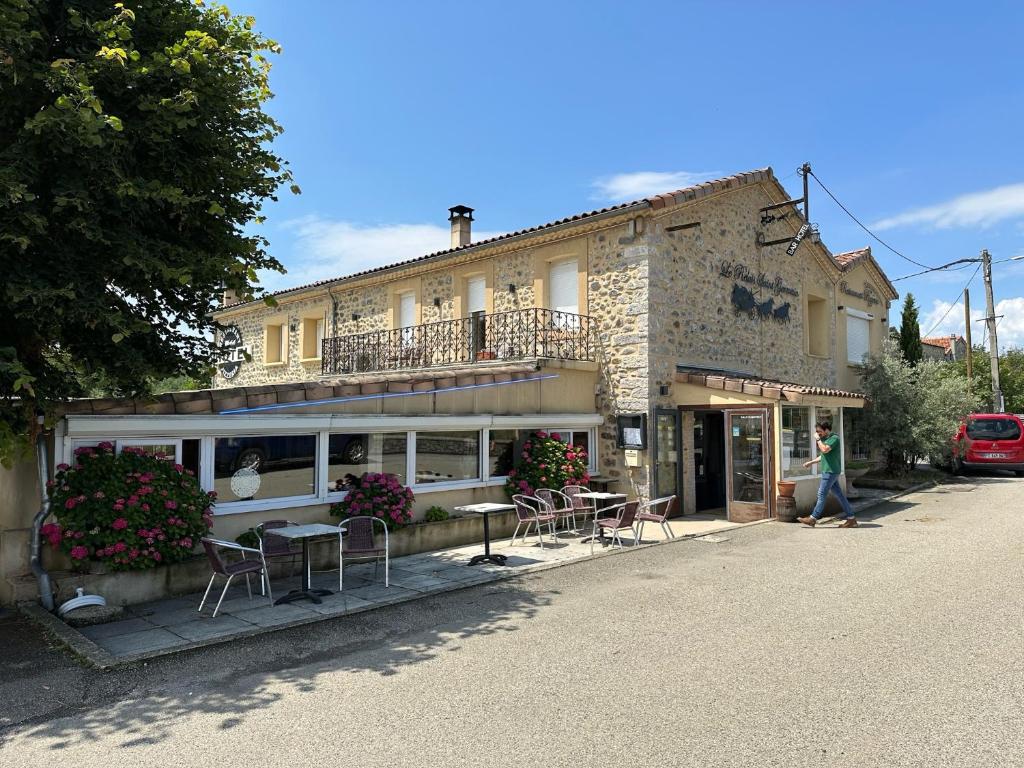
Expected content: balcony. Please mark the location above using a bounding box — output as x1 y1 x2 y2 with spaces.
322 308 594 376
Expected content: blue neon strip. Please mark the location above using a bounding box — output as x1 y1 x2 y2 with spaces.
218 373 561 415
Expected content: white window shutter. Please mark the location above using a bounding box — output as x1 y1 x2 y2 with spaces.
467 276 486 314
847 315 870 364
549 259 578 314
399 292 416 328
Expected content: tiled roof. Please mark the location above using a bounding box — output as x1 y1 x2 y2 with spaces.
921 336 964 353
833 247 872 270
676 369 867 402
222 168 776 310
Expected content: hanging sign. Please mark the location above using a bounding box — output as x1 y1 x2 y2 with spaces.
786 223 810 256
218 325 250 380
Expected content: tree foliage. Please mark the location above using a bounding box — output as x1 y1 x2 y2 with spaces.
860 339 980 473
0 0 293 466
952 345 1024 414
898 293 923 365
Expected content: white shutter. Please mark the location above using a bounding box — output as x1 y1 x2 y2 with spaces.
847 315 870 364
549 259 578 314
467 276 486 314
399 292 416 328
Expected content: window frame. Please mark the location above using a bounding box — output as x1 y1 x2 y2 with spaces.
778 406 845 480
264 321 287 366
845 307 873 366
300 314 326 362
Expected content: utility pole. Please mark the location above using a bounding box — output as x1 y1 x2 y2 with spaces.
963 287 972 390
981 249 1004 412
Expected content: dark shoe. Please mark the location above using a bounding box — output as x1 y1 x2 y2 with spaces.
838 518 859 528
797 516 817 527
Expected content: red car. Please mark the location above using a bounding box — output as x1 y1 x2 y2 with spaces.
951 413 1024 476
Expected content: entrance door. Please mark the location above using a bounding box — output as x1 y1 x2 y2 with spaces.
725 409 772 522
654 410 681 499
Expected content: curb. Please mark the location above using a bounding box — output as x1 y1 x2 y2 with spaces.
18 603 118 670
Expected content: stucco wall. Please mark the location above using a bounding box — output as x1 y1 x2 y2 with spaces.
834 261 892 392
0 456 42 604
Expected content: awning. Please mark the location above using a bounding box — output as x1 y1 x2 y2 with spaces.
674 370 866 407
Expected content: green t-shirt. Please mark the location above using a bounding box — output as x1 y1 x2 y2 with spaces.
819 433 842 474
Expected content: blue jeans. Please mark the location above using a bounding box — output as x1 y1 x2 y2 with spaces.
811 472 854 520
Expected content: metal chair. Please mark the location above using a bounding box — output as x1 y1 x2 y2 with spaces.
254 519 304 596
536 488 578 532
592 501 640 552
198 538 272 617
635 495 678 541
338 516 389 591
562 484 596 525
511 494 558 548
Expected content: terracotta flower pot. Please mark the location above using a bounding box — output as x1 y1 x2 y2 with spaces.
776 480 797 498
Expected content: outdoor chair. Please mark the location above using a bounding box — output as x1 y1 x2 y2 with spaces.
635 495 678 542
198 537 272 618
536 488 578 532
562 485 596 524
592 500 640 551
338 516 389 591
511 494 559 548
254 519 305 596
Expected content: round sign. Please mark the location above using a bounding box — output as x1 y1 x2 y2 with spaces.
219 325 246 380
230 467 261 499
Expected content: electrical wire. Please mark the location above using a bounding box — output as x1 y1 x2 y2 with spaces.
921 263 982 338
806 169 934 270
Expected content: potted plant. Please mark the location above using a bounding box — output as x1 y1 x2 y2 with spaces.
776 479 797 498
475 349 497 361
505 431 590 498
329 472 414 530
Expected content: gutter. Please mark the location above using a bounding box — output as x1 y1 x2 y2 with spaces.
30 417 55 612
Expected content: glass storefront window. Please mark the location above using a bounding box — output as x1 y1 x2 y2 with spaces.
415 431 480 484
327 433 407 492
488 429 518 478
214 434 317 502
782 406 812 478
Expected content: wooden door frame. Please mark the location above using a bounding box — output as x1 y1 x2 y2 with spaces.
723 407 775 522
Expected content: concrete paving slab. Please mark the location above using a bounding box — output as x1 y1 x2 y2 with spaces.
78 617 156 641
304 595 374 615
230 603 318 627
170 616 253 642
93 627 185 656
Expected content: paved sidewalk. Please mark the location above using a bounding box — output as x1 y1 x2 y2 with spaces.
68 514 753 663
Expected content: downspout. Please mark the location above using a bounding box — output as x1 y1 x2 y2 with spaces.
30 416 55 611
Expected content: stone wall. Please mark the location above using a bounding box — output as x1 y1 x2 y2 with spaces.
493 251 536 312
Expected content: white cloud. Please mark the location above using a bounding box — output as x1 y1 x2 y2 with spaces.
591 170 721 202
872 183 1024 231
260 216 504 292
920 296 1024 350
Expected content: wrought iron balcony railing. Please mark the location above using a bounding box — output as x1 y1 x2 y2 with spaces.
322 308 594 376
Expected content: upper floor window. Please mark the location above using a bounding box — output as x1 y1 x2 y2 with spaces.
398 291 416 328
549 259 579 314
264 322 287 365
301 316 325 361
806 295 828 357
846 308 872 365
466 275 486 316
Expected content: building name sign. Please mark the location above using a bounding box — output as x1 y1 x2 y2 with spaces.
839 280 881 307
786 223 811 256
218 325 250 380
719 261 800 298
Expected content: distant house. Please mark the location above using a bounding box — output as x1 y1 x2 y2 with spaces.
921 335 968 362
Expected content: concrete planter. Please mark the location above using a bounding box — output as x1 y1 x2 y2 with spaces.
30 510 519 608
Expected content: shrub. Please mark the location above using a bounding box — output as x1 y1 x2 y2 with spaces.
47 443 214 571
235 529 260 549
505 430 590 498
424 505 449 523
329 472 414 530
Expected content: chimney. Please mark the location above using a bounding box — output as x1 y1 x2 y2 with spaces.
448 205 474 248
222 288 239 306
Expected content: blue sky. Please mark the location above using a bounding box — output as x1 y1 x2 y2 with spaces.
229 0 1024 348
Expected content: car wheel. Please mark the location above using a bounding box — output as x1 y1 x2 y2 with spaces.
235 448 265 472
951 455 964 475
343 439 366 464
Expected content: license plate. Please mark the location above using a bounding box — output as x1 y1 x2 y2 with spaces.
981 452 1007 459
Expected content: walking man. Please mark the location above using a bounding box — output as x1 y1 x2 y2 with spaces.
797 419 857 527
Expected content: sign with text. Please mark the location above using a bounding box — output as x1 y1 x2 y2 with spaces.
786 223 810 256
218 325 250 380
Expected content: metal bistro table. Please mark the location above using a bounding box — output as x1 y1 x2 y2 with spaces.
454 502 515 566
576 492 627 554
267 523 346 605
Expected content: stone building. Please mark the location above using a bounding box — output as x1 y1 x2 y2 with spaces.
1 167 899 604
921 335 968 362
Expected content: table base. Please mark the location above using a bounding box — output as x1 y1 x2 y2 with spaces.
275 587 332 605
468 553 508 567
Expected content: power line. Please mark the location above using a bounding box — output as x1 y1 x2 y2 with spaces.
806 170 934 270
925 264 978 337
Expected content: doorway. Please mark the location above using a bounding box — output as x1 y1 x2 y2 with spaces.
694 411 726 513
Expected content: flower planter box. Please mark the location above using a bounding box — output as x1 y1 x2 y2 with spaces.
475 350 498 361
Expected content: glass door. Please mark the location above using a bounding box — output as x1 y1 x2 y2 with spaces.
725 410 771 522
654 410 680 500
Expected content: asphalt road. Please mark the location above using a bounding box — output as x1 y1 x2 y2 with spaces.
2 474 1023 767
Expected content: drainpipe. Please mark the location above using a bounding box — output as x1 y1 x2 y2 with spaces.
29 416 55 611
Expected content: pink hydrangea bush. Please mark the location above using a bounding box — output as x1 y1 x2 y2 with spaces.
329 472 414 531
46 443 214 571
504 430 590 498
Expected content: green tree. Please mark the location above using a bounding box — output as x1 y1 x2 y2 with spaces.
898 293 923 364
0 1 294 466
953 345 1024 413
860 339 979 473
